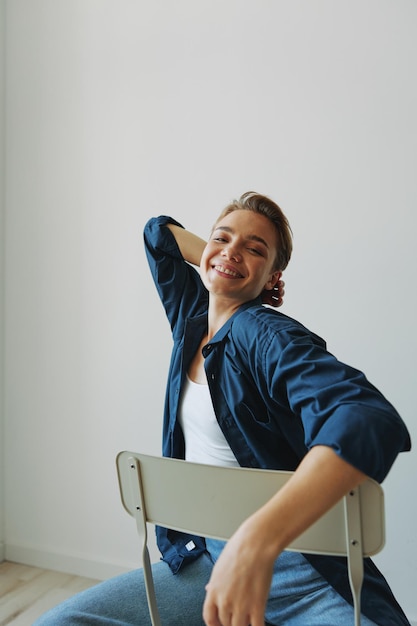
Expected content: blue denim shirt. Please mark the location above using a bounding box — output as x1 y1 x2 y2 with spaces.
144 216 411 623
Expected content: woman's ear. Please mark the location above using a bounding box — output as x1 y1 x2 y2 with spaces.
264 270 282 291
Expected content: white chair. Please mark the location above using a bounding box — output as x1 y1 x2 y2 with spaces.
116 451 385 626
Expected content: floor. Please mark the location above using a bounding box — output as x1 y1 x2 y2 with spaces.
0 561 100 625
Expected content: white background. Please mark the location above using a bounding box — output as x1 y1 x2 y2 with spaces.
1 0 416 622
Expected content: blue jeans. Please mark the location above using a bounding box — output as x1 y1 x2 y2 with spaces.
34 539 378 625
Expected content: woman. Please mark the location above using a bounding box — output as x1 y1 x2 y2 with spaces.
35 192 411 625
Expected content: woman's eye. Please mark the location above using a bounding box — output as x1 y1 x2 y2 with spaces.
249 248 262 255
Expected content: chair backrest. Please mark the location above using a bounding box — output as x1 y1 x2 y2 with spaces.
116 451 385 626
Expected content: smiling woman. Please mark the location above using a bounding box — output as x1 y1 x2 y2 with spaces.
201 211 281 307
211 192 293 271
34 192 411 626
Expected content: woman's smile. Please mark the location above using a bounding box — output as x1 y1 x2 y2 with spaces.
212 264 244 278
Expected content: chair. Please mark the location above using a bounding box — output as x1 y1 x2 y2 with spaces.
116 451 385 626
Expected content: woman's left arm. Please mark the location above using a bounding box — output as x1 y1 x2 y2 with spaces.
203 445 366 626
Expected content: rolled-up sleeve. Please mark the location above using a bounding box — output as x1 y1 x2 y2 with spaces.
267 327 411 482
143 216 208 337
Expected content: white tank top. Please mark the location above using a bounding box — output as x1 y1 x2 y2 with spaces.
178 375 240 467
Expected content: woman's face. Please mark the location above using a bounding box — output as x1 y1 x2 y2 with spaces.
200 210 281 305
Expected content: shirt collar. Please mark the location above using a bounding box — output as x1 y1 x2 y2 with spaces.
207 297 262 345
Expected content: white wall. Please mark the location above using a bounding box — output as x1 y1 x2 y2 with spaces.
0 0 6 564
3 0 416 621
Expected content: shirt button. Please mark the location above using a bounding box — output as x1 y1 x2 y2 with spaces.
211 373 215 380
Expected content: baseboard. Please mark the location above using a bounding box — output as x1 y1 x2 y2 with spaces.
5 543 141 581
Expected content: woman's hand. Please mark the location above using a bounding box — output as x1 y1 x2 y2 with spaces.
262 278 285 308
202 447 366 626
203 521 275 626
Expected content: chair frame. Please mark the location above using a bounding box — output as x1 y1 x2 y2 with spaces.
116 451 385 626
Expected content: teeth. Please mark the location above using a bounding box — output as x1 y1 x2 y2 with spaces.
214 265 241 277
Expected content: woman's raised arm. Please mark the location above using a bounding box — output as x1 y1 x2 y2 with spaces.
166 224 207 267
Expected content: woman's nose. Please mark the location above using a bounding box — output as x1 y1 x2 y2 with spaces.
221 244 241 262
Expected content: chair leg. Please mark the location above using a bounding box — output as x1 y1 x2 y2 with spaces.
344 489 364 626
142 545 162 626
127 456 162 626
